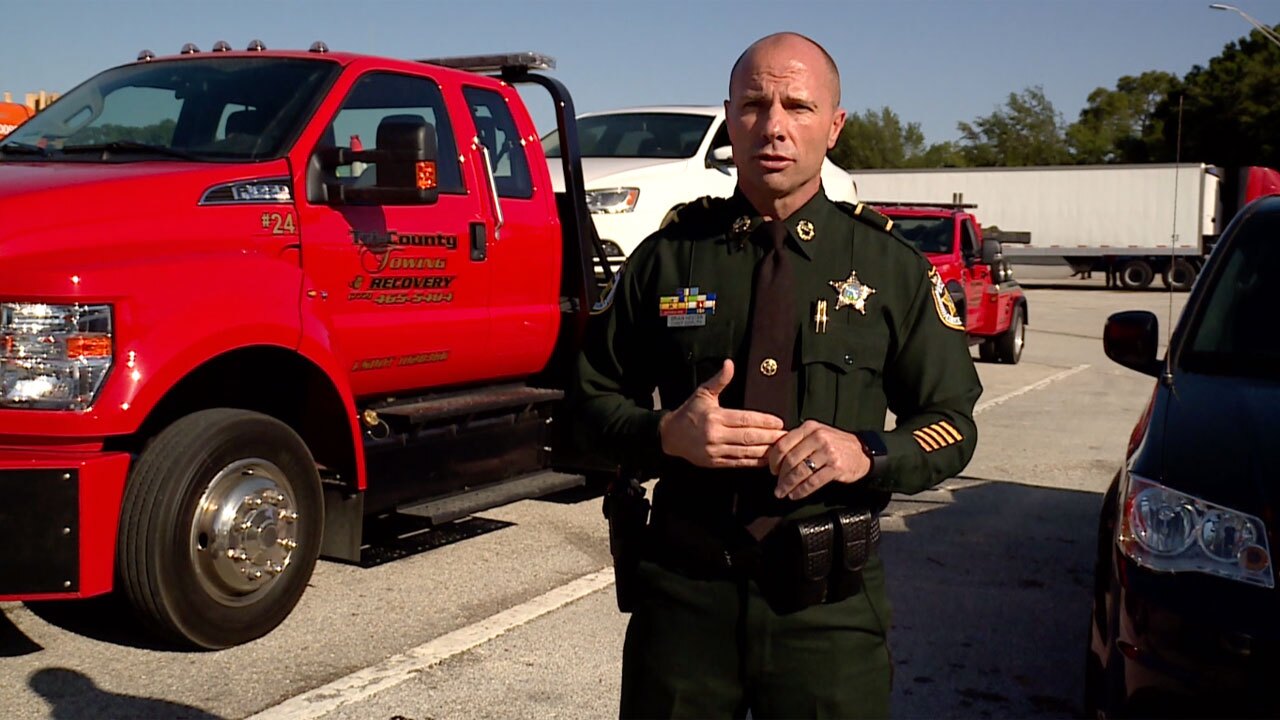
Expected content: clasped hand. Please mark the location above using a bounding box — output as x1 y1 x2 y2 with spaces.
658 360 872 501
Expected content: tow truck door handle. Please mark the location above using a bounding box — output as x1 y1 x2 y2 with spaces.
470 222 487 262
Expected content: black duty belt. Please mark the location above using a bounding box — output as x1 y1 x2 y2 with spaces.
644 505 882 615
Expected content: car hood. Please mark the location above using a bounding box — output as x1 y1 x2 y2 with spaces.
1153 371 1280 512
546 156 689 192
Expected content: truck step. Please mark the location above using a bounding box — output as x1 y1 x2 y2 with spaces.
373 384 563 426
395 470 585 525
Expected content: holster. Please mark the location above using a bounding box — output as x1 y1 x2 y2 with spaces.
602 474 650 613
756 507 880 615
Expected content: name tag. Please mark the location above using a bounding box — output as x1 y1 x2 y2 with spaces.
666 314 708 328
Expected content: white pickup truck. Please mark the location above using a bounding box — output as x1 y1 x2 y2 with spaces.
543 105 858 265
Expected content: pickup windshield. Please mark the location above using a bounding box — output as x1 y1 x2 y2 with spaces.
886 216 954 255
0 57 338 162
543 112 713 159
1180 207 1280 380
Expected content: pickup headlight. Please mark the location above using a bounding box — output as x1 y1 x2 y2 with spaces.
1118 473 1274 588
585 187 640 214
1 303 113 410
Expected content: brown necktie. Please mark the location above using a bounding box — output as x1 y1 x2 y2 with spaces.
741 220 796 424
739 220 797 541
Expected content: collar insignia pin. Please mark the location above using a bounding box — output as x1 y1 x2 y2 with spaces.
797 219 815 242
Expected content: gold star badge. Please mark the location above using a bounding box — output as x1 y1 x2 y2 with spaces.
796 219 815 242
829 270 876 315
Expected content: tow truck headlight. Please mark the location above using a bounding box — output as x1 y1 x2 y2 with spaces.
585 187 640 214
0 303 113 410
1118 473 1274 588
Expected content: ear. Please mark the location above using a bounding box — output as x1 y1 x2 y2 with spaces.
826 107 846 150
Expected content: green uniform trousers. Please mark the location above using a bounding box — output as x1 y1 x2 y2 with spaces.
619 553 893 719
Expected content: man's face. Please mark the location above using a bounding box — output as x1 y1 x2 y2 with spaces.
725 40 845 204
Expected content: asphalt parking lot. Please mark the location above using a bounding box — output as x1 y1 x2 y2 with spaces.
0 266 1188 720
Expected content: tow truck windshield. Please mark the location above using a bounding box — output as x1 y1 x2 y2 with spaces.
0 57 338 162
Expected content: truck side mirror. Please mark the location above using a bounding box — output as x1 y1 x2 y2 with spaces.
316 116 440 205
1103 310 1162 377
981 238 1002 265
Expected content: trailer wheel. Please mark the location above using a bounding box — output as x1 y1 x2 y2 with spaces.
994 305 1025 364
117 408 323 649
1161 259 1197 292
1118 259 1154 290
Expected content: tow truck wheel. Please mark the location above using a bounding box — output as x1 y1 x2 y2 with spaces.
117 408 323 649
994 304 1025 364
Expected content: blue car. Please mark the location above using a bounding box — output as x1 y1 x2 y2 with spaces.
1087 195 1280 718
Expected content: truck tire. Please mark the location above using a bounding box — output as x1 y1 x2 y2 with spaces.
117 408 323 649
994 304 1025 364
1118 259 1154 290
1161 258 1197 292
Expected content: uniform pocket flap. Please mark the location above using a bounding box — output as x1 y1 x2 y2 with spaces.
801 326 888 374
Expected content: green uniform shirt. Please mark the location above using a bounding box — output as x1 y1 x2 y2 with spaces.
573 187 982 516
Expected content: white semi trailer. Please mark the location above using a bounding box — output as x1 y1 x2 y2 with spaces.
851 164 1226 290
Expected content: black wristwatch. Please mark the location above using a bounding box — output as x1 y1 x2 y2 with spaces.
854 431 888 480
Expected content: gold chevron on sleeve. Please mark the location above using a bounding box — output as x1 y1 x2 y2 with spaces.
935 422 963 442
920 426 949 447
913 430 941 451
914 422 964 453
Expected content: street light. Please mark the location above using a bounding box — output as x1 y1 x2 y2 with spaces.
1209 3 1280 49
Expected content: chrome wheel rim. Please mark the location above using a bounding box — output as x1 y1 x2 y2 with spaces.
189 458 300 605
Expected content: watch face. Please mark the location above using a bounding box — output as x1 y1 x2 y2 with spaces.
856 431 887 457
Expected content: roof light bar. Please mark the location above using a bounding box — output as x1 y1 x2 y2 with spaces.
418 51 555 74
309 41 329 53
180 43 200 54
212 40 232 52
137 49 155 62
247 39 267 51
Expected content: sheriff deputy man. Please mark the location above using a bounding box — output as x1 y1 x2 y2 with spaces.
573 31 983 719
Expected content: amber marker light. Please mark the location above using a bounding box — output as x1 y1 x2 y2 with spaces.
66 335 112 359
416 161 438 190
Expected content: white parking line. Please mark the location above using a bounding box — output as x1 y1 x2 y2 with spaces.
248 568 616 720
974 364 1090 416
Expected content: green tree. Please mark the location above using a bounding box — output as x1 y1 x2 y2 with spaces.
1150 26 1280 168
829 107 967 169
1067 71 1181 163
956 86 1071 166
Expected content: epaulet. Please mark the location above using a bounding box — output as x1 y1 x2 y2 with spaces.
659 195 726 231
834 201 895 234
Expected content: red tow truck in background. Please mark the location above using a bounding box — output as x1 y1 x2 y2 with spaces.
0 44 613 649
871 202 1029 364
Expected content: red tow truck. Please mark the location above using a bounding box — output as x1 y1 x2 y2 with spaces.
870 202 1029 364
0 45 614 648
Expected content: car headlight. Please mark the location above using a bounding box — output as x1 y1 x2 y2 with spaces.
585 187 640 214
1 303 113 410
1118 473 1274 588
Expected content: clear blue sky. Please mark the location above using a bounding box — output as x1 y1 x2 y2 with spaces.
1 0 1275 144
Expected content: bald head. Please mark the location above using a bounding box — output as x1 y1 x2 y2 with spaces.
730 32 841 107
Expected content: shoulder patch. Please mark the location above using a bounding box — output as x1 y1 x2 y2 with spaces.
928 267 965 331
591 261 625 315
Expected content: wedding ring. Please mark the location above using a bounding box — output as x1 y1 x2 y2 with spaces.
803 458 818 472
